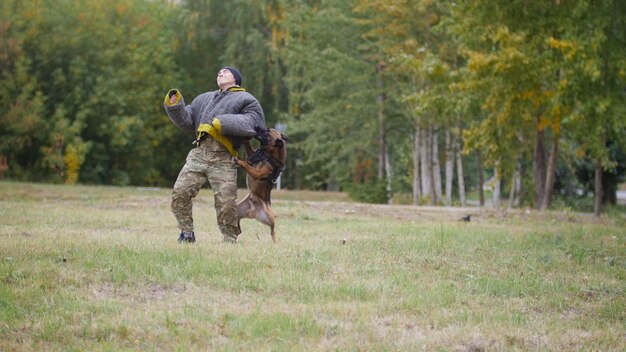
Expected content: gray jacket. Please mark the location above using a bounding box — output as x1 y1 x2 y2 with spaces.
164 87 266 150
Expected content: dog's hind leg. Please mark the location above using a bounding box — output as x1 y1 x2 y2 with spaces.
254 202 277 243
237 195 264 241
270 223 276 244
263 203 277 243
237 194 255 219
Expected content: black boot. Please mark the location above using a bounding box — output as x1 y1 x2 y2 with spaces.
178 231 196 243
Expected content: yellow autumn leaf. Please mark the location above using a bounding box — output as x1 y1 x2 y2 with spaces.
548 37 560 49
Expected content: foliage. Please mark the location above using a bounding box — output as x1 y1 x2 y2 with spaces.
0 0 624 212
447 0 626 208
344 179 388 204
573 142 626 204
279 0 382 190
0 0 181 185
174 0 287 120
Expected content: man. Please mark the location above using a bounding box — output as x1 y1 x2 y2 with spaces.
163 67 266 243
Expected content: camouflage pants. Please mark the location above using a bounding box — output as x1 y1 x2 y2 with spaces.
171 137 240 243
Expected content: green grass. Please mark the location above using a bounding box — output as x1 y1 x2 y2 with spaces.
0 181 625 351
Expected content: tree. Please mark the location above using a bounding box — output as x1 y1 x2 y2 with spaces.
0 0 182 185
562 0 626 215
278 0 385 194
0 1 47 180
355 0 457 205
452 0 599 210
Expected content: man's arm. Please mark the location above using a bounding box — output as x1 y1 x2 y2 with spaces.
163 89 200 133
214 96 266 137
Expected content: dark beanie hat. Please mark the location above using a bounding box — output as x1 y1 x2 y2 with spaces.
222 66 242 86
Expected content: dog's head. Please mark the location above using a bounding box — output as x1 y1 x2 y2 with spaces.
255 127 289 162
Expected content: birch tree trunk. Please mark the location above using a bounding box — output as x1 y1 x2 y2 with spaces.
509 161 522 208
541 134 559 210
477 150 485 207
508 169 516 209
517 161 526 207
428 128 437 205
432 127 442 204
413 124 421 205
420 128 433 203
492 164 501 208
385 147 392 205
455 128 466 206
376 63 386 181
445 129 454 206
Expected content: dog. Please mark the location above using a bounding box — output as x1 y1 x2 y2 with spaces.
233 128 288 243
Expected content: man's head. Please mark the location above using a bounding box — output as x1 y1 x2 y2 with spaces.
217 66 242 90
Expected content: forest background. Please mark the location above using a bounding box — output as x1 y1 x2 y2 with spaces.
0 0 624 214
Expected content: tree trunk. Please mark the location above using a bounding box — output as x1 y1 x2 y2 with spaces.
412 124 421 205
593 0 617 215
477 150 485 207
385 147 392 205
509 161 523 208
445 128 454 206
455 127 466 206
492 164 501 208
541 134 560 210
594 158 602 216
432 127 442 204
428 128 437 205
376 63 386 181
508 166 516 209
421 128 432 203
533 114 547 209
517 160 526 207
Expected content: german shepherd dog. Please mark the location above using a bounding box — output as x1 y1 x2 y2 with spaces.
233 128 288 243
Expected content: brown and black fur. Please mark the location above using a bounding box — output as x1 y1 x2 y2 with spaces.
233 128 288 243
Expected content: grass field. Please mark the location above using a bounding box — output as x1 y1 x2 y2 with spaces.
1 181 624 351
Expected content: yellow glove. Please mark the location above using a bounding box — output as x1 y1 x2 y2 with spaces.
164 89 181 106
